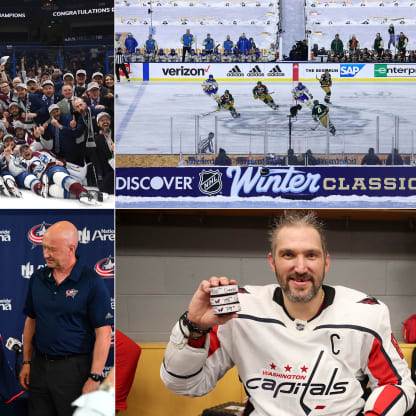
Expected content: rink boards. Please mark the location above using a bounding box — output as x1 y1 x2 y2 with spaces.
123 62 416 82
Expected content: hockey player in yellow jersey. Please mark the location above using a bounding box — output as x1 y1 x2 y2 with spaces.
319 71 332 104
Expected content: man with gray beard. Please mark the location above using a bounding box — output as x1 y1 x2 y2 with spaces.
161 211 416 416
92 112 114 194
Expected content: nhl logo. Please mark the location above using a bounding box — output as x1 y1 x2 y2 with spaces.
198 169 222 195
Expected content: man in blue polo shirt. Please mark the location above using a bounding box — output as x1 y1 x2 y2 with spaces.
180 29 195 63
19 221 113 416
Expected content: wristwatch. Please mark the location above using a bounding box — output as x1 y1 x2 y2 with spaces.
88 373 103 382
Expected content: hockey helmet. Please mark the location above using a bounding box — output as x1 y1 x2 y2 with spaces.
208 132 215 138
313 100 319 105
298 82 303 88
257 81 262 85
224 89 230 94
209 74 214 79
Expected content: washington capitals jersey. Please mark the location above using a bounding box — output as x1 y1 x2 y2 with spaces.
161 285 416 416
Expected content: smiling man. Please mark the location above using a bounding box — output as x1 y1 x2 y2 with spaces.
19 221 113 416
161 211 416 416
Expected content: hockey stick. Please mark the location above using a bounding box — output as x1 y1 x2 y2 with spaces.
201 109 218 117
311 122 320 131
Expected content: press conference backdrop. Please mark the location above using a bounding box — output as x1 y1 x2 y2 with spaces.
0 210 115 377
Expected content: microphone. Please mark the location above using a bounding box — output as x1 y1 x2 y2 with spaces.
6 337 23 354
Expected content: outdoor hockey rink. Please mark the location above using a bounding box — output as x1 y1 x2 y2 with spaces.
116 80 416 157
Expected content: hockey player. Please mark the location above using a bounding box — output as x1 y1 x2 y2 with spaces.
201 75 219 100
161 211 416 416
220 50 232 63
155 49 168 63
144 48 155 63
0 135 47 198
131 48 145 63
17 145 104 205
312 99 336 135
185 49 200 63
252 81 278 110
217 90 240 118
168 49 180 63
292 82 313 107
319 71 332 104
198 132 215 154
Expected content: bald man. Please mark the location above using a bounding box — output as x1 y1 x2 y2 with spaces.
19 221 113 416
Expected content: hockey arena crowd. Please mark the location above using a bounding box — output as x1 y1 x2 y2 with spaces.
116 29 415 63
0 53 114 204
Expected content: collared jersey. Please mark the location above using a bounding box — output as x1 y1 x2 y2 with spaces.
24 257 113 355
161 285 416 416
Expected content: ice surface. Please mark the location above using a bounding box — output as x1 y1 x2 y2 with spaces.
116 80 416 156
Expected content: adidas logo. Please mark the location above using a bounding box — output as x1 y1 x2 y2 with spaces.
227 65 244 77
247 65 264 77
105 313 114 320
267 65 285 76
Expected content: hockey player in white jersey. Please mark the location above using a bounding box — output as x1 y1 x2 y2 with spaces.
17 145 104 205
201 75 219 100
292 82 313 108
161 211 416 416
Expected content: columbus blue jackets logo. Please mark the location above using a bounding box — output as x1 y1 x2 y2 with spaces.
95 255 115 278
27 222 51 248
66 289 78 299
358 296 379 305
198 169 222 195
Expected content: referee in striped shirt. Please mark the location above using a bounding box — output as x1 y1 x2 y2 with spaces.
115 48 130 82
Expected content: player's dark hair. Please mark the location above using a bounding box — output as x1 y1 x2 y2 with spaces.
269 210 328 259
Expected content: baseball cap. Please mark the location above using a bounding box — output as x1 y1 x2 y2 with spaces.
92 72 104 79
48 104 60 113
97 112 111 123
63 72 74 79
9 102 20 109
16 83 27 89
87 82 100 90
41 80 54 87
26 78 38 84
76 69 87 76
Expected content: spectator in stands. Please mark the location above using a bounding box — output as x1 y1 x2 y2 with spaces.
76 69 87 90
237 33 250 55
386 148 404 166
348 35 360 54
397 32 408 55
289 45 298 61
93 112 114 194
63 72 75 89
203 34 215 55
104 74 114 96
301 149 318 166
286 148 299 166
223 35 234 54
26 78 40 95
388 24 395 50
144 34 158 55
86 82 113 118
214 148 232 166
181 29 195 62
125 33 139 54
266 42 278 62
57 84 76 116
361 147 382 165
331 34 344 57
373 33 384 55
